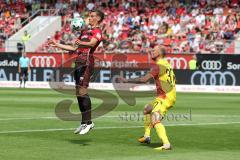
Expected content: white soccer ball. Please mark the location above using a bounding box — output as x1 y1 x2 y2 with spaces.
71 17 85 31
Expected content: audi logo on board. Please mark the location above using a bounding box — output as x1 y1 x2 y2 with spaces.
30 56 56 67
201 60 222 70
166 57 188 69
191 71 236 86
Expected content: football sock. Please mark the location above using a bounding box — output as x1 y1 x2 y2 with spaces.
77 94 92 125
144 114 151 137
154 122 170 145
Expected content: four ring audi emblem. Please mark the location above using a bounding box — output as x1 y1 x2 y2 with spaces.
30 56 56 67
166 57 187 69
191 71 236 86
201 60 222 70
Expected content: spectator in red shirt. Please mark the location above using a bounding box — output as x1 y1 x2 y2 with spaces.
54 31 62 41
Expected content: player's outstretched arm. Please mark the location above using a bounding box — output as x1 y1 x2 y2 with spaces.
48 39 77 51
120 73 152 84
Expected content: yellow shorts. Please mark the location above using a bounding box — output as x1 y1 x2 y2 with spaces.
149 95 176 116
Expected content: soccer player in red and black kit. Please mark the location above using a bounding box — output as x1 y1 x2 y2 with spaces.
49 10 104 135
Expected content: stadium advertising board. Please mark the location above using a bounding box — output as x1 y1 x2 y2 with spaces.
197 54 240 71
27 52 63 68
0 52 63 68
0 52 20 67
63 53 193 69
0 52 197 70
1 67 239 86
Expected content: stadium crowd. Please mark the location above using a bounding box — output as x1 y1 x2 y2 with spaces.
1 0 240 54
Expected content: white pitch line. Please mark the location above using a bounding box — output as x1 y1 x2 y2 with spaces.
0 121 240 134
0 117 57 121
165 121 240 126
0 126 142 134
0 116 120 121
0 114 240 121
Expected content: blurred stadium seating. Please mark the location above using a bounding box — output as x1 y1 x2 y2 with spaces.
0 0 240 54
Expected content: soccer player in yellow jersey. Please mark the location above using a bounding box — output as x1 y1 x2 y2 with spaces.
120 45 176 150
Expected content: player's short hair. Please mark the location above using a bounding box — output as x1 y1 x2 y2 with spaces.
154 45 166 58
92 10 105 23
160 47 166 57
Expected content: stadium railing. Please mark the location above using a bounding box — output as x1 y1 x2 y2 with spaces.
4 9 60 52
9 9 60 37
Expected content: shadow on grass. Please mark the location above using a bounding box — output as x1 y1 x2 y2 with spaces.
67 139 92 146
139 142 163 148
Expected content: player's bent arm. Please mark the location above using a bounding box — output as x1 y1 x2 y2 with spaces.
76 38 98 48
55 43 77 51
126 73 152 83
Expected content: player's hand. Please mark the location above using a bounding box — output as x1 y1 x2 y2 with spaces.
18 69 21 73
118 76 128 83
28 69 30 73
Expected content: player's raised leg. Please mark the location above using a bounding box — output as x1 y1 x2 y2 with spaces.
74 65 94 135
74 84 94 134
74 86 85 134
78 87 94 135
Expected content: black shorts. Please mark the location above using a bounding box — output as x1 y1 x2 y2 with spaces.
74 63 94 88
20 68 28 77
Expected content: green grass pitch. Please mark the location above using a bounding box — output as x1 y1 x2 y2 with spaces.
0 88 240 160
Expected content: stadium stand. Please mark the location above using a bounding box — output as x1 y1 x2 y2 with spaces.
1 0 240 54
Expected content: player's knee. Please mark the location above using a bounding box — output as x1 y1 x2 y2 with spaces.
151 112 162 125
143 105 152 115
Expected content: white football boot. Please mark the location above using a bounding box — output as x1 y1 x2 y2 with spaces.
74 124 84 134
79 123 94 135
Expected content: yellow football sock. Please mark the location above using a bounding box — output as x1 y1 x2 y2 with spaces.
144 114 151 137
154 123 170 144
